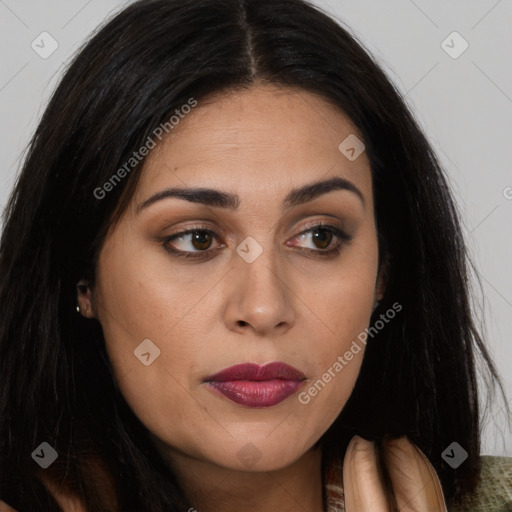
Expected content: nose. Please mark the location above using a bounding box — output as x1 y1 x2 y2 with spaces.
223 245 296 336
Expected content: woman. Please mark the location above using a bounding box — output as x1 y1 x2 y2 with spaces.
0 0 510 510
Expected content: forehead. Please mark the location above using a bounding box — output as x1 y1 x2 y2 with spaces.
133 84 372 207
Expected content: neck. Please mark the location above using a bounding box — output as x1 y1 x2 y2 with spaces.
164 446 325 512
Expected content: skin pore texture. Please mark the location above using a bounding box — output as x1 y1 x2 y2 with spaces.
78 83 384 512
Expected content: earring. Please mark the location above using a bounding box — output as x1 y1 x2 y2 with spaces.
76 305 81 314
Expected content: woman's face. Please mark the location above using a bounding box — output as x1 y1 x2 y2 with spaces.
88 83 381 472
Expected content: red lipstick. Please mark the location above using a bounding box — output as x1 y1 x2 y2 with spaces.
204 362 306 408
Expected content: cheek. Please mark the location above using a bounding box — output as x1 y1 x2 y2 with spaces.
302 229 379 344
93 248 203 445
94 235 205 369
295 231 378 412
293 289 373 445
92 236 219 435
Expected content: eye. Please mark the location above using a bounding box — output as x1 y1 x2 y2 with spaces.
163 227 224 258
288 223 352 255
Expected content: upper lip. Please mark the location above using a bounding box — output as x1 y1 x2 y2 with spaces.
204 362 306 382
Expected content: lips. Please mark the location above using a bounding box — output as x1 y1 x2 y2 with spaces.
204 362 306 408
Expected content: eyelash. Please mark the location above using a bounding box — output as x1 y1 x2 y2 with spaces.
162 222 352 260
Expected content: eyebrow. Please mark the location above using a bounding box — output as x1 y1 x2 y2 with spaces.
136 176 364 214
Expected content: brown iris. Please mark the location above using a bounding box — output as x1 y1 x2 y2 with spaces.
191 231 213 251
311 227 333 249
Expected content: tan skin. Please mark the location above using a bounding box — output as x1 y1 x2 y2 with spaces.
1 84 385 511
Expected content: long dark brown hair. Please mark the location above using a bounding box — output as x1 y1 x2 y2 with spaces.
0 0 507 509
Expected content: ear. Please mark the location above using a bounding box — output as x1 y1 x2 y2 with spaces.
374 255 390 307
76 279 96 319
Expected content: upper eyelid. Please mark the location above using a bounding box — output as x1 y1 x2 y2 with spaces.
166 221 344 239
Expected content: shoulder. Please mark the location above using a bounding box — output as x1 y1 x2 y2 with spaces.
449 456 512 512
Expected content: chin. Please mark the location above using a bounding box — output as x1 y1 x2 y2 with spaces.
207 434 317 473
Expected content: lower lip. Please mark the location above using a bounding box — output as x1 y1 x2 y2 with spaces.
206 379 304 408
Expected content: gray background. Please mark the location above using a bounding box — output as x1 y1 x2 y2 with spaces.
0 0 510 455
